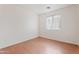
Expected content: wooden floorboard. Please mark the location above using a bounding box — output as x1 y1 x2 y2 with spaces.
0 37 79 54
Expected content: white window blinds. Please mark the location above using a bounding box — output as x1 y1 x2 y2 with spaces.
46 15 61 30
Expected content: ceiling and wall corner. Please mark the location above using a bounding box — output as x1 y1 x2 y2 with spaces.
39 5 79 45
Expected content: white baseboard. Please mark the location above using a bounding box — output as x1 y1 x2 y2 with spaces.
1 34 78 49
0 35 39 49
40 35 79 46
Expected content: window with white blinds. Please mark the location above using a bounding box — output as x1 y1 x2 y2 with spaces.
46 15 61 30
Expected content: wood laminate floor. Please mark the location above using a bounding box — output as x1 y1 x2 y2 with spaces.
0 37 79 54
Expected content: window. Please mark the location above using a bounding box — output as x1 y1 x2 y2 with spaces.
46 15 61 30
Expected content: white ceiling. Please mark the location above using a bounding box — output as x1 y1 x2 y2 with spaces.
22 4 71 14
0 4 71 14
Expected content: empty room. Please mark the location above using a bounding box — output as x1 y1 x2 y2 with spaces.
0 4 79 54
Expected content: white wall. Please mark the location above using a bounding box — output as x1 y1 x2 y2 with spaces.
39 5 79 45
0 5 38 48
75 5 79 44
0 4 79 48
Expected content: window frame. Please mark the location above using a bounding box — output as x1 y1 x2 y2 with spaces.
46 15 61 30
